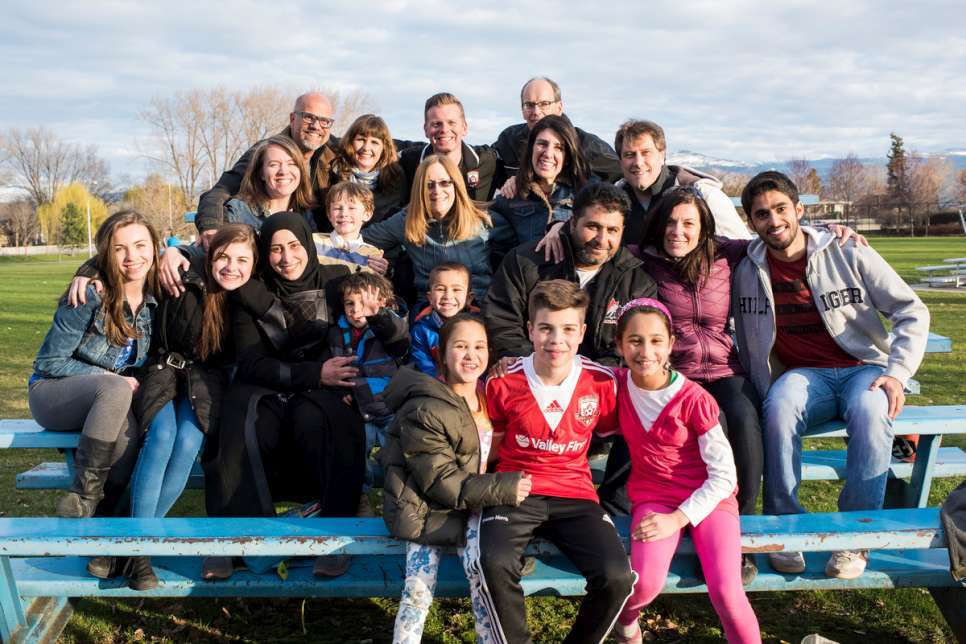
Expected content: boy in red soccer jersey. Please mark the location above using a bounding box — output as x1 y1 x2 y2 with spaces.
472 279 635 644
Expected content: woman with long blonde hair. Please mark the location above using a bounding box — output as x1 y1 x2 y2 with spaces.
362 154 512 301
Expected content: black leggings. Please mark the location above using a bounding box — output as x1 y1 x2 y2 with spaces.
700 376 763 515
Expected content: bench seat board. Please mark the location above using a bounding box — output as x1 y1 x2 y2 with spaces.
0 509 947 557
7 549 962 599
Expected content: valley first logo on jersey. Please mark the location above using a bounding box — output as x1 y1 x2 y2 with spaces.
575 394 599 427
514 433 588 454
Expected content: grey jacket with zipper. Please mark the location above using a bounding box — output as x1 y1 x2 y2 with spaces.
731 226 929 400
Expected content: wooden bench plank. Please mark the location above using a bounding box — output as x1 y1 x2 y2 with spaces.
0 509 947 557
7 548 961 599
14 446 966 495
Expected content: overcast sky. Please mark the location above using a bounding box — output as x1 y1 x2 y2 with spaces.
2 0 964 180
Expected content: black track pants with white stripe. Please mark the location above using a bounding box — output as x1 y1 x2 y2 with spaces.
473 495 635 644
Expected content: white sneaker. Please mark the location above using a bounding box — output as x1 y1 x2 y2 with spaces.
825 550 868 579
768 551 806 574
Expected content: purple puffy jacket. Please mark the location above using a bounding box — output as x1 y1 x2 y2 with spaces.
636 239 749 383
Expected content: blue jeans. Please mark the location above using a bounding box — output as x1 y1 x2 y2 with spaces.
131 396 205 518
762 364 894 515
364 416 392 490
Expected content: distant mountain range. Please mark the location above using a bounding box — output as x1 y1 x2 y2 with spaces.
667 149 966 176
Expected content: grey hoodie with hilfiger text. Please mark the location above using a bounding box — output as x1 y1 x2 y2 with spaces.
731 225 929 400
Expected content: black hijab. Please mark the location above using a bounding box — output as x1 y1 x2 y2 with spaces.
258 212 325 297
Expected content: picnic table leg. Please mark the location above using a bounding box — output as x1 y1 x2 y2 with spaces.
0 556 27 642
928 587 966 643
885 434 941 508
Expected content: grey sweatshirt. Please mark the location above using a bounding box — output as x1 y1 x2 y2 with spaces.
731 226 930 399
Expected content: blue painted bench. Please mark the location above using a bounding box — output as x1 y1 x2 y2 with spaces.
6 405 966 509
0 509 962 642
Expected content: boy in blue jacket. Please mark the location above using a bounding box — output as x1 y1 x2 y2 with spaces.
409 262 476 377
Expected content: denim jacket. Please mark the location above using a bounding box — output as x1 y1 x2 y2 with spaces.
224 198 316 232
33 285 157 378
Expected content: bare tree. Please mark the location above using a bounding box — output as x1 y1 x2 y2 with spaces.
785 158 813 192
1 128 109 206
957 168 966 203
138 92 207 204
718 172 750 197
0 200 39 247
236 86 290 147
907 154 952 234
322 89 379 136
828 153 869 203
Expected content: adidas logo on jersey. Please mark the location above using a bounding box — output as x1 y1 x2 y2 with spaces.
544 400 564 413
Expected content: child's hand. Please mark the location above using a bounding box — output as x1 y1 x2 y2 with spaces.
632 510 688 542
514 473 532 505
367 255 389 275
360 285 383 317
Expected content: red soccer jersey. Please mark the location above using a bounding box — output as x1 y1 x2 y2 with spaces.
486 355 618 502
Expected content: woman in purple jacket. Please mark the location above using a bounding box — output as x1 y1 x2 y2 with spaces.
637 187 761 583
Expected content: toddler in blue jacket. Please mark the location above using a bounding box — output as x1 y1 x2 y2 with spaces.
408 262 476 377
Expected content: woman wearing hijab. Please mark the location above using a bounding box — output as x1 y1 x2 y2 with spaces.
202 212 365 580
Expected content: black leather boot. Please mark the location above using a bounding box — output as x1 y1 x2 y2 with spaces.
56 436 115 518
124 556 159 591
87 556 126 579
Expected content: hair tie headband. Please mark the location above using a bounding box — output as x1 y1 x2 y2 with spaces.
617 297 673 326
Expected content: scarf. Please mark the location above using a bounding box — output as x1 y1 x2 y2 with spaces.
351 167 380 191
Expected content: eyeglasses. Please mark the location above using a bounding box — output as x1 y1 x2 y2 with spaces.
296 111 335 129
426 179 454 190
522 99 559 112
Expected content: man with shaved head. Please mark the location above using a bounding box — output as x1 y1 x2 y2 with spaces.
195 92 340 240
493 77 621 183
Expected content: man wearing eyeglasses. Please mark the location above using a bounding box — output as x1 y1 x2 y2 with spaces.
195 92 339 243
493 77 621 184
398 92 500 202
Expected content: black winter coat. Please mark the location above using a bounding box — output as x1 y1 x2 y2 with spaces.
483 235 657 366
134 256 232 435
381 367 521 547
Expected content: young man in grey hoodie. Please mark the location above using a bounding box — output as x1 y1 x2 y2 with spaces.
732 171 929 580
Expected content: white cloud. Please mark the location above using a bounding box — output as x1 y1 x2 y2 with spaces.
1 0 964 180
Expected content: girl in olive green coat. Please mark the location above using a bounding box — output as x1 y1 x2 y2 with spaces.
381 314 531 643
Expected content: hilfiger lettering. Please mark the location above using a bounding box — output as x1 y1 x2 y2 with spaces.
738 295 771 315
819 287 864 311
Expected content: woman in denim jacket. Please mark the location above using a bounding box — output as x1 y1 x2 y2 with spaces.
362 154 514 302
490 114 591 246
28 210 160 527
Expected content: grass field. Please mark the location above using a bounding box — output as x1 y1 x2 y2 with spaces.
1 238 964 643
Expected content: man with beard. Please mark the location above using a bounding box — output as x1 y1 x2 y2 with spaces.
195 92 339 240
483 182 656 516
732 171 929 580
483 182 656 365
